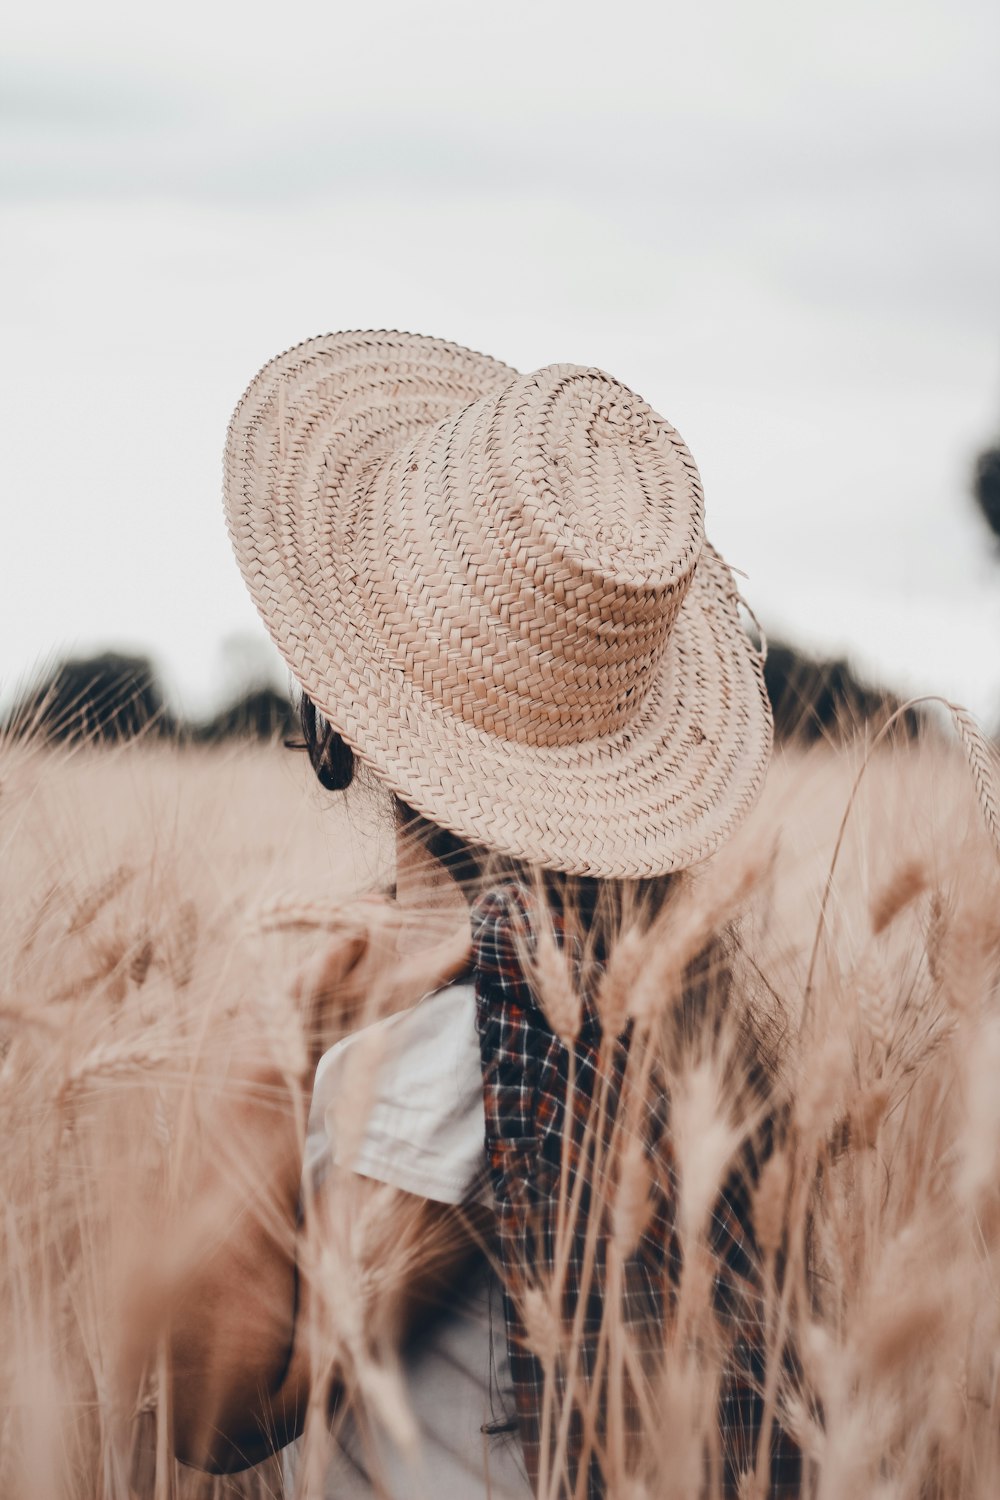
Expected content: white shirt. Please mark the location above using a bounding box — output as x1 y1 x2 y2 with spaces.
305 983 490 1206
284 984 530 1500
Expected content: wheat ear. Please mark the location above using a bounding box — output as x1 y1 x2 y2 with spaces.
950 706 1000 863
805 697 999 1018
66 864 136 934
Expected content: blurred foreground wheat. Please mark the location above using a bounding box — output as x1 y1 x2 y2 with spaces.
1 726 999 1498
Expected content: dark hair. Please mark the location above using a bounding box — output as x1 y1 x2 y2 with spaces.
298 695 357 792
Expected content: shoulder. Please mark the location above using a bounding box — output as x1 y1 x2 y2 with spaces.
470 882 538 1006
470 881 534 940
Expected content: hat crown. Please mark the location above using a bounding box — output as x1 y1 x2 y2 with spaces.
350 364 705 747
225 329 772 877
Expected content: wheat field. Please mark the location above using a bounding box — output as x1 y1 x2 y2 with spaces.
2 724 1000 1499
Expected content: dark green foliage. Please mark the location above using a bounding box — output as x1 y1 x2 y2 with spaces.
194 687 297 743
6 653 176 744
763 642 921 744
973 443 1000 545
6 642 917 751
4 655 297 746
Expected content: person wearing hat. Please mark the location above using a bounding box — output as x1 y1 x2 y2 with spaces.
167 332 798 1496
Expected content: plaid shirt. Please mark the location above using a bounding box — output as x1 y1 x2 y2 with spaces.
472 883 800 1499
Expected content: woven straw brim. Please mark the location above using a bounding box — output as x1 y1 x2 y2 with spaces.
224 330 772 879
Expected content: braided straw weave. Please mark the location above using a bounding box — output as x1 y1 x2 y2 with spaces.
224 330 772 878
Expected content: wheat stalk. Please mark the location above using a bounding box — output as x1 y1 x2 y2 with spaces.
870 859 928 936
129 935 154 988
612 1136 653 1257
252 894 370 933
532 912 582 1044
855 953 894 1055
65 864 135 935
950 707 1000 862
61 1040 169 1100
752 1148 789 1259
167 900 198 986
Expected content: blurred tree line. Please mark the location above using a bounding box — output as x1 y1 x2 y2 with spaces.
974 437 1000 548
2 642 921 749
5 433 996 751
4 653 297 746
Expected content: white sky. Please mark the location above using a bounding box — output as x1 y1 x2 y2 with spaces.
2 0 999 724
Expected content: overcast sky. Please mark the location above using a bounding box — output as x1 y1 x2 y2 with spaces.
3 0 999 725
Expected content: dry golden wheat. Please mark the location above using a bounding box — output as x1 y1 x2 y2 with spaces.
951 706 1000 862
612 1135 654 1257
870 858 928 936
65 863 136 934
532 908 583 1044
3 728 1000 1498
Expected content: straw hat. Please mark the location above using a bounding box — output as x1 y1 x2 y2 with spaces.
224 329 772 879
